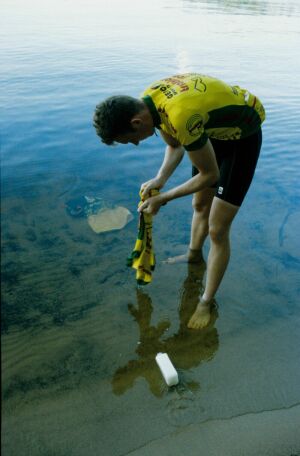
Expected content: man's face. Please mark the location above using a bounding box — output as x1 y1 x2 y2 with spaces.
115 118 154 146
115 131 142 146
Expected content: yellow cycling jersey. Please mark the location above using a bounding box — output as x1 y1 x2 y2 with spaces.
141 73 265 150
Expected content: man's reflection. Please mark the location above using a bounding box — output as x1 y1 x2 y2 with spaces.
112 264 219 397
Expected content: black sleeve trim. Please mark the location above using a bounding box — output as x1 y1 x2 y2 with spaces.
184 133 208 151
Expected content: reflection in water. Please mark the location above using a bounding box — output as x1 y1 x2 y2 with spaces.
112 264 219 397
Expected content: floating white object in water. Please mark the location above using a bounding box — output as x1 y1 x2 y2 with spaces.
87 206 133 233
155 353 179 386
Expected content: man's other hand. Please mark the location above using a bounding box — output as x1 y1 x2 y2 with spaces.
138 194 166 215
140 177 165 198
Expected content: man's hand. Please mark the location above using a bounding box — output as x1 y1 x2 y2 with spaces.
138 193 166 215
140 177 165 198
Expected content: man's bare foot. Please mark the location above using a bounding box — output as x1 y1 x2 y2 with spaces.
187 299 213 329
163 248 204 265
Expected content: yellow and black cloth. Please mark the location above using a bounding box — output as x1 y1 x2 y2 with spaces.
127 189 159 285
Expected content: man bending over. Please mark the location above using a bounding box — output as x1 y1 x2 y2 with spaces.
93 73 265 329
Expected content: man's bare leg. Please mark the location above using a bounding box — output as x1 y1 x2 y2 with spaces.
188 198 239 329
164 188 215 264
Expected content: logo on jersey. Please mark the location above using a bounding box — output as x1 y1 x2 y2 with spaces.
192 77 207 92
186 114 204 137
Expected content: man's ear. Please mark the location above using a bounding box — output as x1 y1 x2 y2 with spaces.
130 117 142 130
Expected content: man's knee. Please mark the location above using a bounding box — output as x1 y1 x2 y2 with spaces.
192 189 214 216
208 223 230 243
192 197 211 217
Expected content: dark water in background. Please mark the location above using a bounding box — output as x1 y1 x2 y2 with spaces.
1 0 300 455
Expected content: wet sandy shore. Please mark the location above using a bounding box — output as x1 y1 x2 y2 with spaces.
128 405 300 456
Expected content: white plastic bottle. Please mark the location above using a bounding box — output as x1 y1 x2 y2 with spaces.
155 353 179 386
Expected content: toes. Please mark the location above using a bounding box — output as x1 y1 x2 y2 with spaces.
187 311 211 329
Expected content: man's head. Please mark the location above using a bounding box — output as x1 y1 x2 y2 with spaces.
93 95 154 146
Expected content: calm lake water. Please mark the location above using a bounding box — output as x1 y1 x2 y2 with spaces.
1 0 300 455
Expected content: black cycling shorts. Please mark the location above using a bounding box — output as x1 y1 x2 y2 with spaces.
192 128 262 207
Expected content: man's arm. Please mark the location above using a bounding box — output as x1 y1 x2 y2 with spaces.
162 139 220 202
139 139 220 214
141 131 184 196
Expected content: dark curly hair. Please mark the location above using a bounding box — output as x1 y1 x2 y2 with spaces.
93 95 144 145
